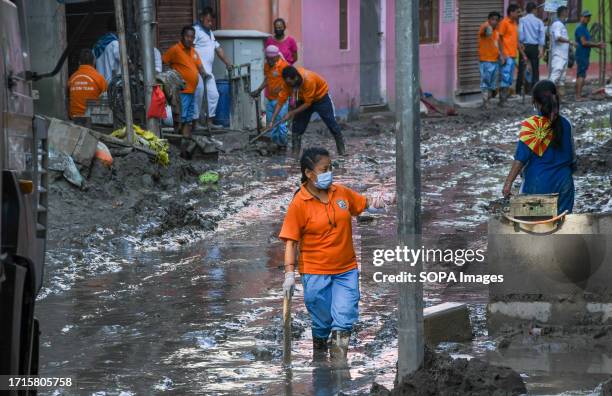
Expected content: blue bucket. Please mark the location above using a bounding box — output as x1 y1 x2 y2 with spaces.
214 79 231 128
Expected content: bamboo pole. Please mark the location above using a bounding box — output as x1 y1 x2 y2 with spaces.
114 0 134 144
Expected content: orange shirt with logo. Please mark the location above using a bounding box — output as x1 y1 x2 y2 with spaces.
68 65 107 118
498 17 519 58
278 67 329 107
279 183 367 275
264 58 289 100
162 42 202 93
478 22 500 62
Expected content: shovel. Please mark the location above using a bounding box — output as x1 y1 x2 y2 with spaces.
282 291 292 367
249 119 286 144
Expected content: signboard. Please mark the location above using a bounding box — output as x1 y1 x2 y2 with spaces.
544 0 568 12
443 0 455 22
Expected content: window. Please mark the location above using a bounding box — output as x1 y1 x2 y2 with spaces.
420 0 439 44
514 0 581 23
340 0 348 49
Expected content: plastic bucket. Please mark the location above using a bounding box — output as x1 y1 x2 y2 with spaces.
214 79 231 128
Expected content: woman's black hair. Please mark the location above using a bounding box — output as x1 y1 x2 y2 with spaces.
299 147 330 185
532 80 563 148
273 18 286 28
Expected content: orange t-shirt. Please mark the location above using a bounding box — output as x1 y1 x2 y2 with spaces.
279 183 367 275
68 65 107 118
478 22 500 62
264 58 289 100
162 42 202 93
498 17 519 58
278 67 328 107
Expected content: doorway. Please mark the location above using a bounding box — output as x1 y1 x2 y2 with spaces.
360 0 382 106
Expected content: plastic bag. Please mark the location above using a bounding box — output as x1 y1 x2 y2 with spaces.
147 85 167 119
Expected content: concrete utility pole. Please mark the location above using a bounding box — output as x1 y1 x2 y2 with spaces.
395 0 424 380
114 0 134 143
138 0 159 136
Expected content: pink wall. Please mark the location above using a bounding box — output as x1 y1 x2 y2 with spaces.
300 0 361 117
385 1 458 106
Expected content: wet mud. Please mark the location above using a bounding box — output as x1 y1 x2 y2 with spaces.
38 97 611 395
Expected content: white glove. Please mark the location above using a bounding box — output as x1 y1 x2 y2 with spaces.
283 272 295 297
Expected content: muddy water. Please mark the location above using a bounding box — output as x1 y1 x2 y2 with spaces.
37 101 611 395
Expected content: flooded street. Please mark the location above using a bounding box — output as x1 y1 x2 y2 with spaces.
37 100 611 395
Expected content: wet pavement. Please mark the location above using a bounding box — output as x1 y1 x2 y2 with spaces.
37 99 612 395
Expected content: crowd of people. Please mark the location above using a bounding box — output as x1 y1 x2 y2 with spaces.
478 3 606 107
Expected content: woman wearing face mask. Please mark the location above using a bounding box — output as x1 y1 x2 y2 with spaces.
279 147 387 366
502 80 576 213
264 18 298 65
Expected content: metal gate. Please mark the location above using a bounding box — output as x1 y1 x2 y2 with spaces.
156 0 195 52
360 0 382 105
457 0 504 94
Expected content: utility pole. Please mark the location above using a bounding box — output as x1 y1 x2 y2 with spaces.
138 0 159 136
114 0 134 144
395 0 424 380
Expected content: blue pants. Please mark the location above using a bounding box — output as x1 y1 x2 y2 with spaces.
180 93 195 123
292 94 342 138
576 57 589 78
500 57 516 88
266 98 288 146
480 61 499 91
302 268 360 339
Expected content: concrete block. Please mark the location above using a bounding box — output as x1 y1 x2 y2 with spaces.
48 118 98 166
424 302 472 345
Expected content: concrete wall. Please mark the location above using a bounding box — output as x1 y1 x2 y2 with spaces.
26 0 67 119
487 214 612 334
300 0 361 117
384 0 459 108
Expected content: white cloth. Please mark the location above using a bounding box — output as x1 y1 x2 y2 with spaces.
550 20 569 61
95 40 120 82
193 24 220 72
194 74 219 119
549 55 568 86
154 47 162 73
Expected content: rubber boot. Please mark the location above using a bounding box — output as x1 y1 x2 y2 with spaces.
333 134 347 156
499 88 508 107
329 330 350 368
312 336 328 363
292 133 302 160
481 91 490 109
180 138 192 160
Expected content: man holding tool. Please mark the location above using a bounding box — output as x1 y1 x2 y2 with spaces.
250 45 290 147
266 66 347 158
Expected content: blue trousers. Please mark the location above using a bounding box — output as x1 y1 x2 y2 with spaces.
500 57 516 88
302 268 359 339
480 61 499 91
292 94 342 138
266 98 288 146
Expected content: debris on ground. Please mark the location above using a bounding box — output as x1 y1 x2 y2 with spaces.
111 124 170 165
371 347 526 395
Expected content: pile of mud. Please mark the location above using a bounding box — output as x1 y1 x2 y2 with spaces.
371 347 526 395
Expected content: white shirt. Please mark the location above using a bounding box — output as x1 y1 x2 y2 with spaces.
193 24 220 71
95 40 120 82
550 20 569 60
154 47 162 73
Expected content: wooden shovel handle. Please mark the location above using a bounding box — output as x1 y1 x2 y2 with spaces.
282 293 292 367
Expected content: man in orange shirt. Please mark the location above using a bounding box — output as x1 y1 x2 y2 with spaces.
68 49 107 119
478 11 502 108
497 4 521 105
279 147 387 365
267 66 346 158
162 25 208 158
250 45 289 147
